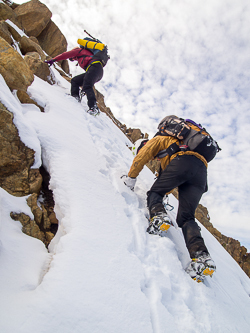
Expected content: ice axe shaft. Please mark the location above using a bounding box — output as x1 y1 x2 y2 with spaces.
84 30 101 43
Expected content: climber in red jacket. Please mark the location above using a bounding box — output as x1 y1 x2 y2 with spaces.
45 47 103 116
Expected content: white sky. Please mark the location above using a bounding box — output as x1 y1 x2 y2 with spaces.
13 0 250 250
0 71 250 332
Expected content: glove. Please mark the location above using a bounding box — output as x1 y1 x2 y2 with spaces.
121 175 137 191
45 59 55 67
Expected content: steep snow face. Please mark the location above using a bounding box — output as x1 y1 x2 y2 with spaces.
0 71 250 333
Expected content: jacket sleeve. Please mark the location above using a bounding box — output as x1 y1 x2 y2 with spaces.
128 137 163 178
52 48 81 62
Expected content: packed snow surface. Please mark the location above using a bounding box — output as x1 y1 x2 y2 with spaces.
0 71 250 333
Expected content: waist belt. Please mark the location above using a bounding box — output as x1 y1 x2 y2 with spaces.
86 61 103 72
155 143 187 159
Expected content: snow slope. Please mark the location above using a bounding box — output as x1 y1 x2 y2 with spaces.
0 70 250 333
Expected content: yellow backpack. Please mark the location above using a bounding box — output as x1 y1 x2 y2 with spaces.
77 38 105 52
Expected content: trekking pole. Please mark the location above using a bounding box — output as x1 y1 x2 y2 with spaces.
84 30 101 43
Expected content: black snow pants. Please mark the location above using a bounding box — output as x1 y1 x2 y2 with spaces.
71 62 103 108
147 154 208 258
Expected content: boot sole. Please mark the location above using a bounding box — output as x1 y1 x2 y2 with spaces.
87 111 100 116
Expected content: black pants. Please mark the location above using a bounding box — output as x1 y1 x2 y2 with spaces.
71 63 103 108
147 155 208 258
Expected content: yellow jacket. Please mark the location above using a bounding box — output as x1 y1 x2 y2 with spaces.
128 136 207 178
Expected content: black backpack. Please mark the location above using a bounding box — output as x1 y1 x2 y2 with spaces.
91 45 110 67
156 115 221 162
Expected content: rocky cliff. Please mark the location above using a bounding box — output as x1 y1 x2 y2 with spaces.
0 0 249 277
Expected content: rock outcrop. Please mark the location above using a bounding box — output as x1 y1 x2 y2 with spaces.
14 0 52 37
24 52 55 84
0 0 63 247
0 101 42 196
10 192 55 247
37 20 67 59
16 90 44 112
20 35 46 60
0 1 22 30
0 37 34 91
0 20 13 45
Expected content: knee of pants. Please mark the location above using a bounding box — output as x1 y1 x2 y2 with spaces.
82 82 93 90
147 190 164 209
71 76 79 85
176 211 195 228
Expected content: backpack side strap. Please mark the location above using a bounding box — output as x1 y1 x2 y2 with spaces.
155 142 182 159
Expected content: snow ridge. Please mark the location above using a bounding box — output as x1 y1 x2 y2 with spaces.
0 70 250 333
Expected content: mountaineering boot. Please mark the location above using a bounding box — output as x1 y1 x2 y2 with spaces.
72 95 81 102
147 212 172 235
87 104 100 116
185 251 216 283
79 90 86 102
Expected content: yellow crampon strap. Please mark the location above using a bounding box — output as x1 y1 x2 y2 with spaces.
77 39 105 51
85 61 103 72
159 223 171 232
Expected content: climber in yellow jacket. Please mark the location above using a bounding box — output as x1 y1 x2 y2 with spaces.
122 132 216 282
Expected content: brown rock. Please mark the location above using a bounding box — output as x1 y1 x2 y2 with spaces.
14 0 52 37
0 20 12 45
41 204 51 230
26 193 43 224
37 19 67 58
20 35 46 60
0 102 36 196
16 90 44 112
29 36 40 45
45 231 54 244
48 211 58 225
24 193 55 245
24 53 55 84
29 168 43 194
5 19 23 42
9 2 20 10
126 128 144 143
0 2 14 20
242 255 250 277
26 193 51 230
10 211 45 243
0 2 22 30
0 37 34 91
61 59 70 74
195 204 214 230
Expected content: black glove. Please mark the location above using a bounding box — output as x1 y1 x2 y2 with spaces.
45 59 55 67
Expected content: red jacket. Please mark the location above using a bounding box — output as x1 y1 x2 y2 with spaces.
53 47 94 70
